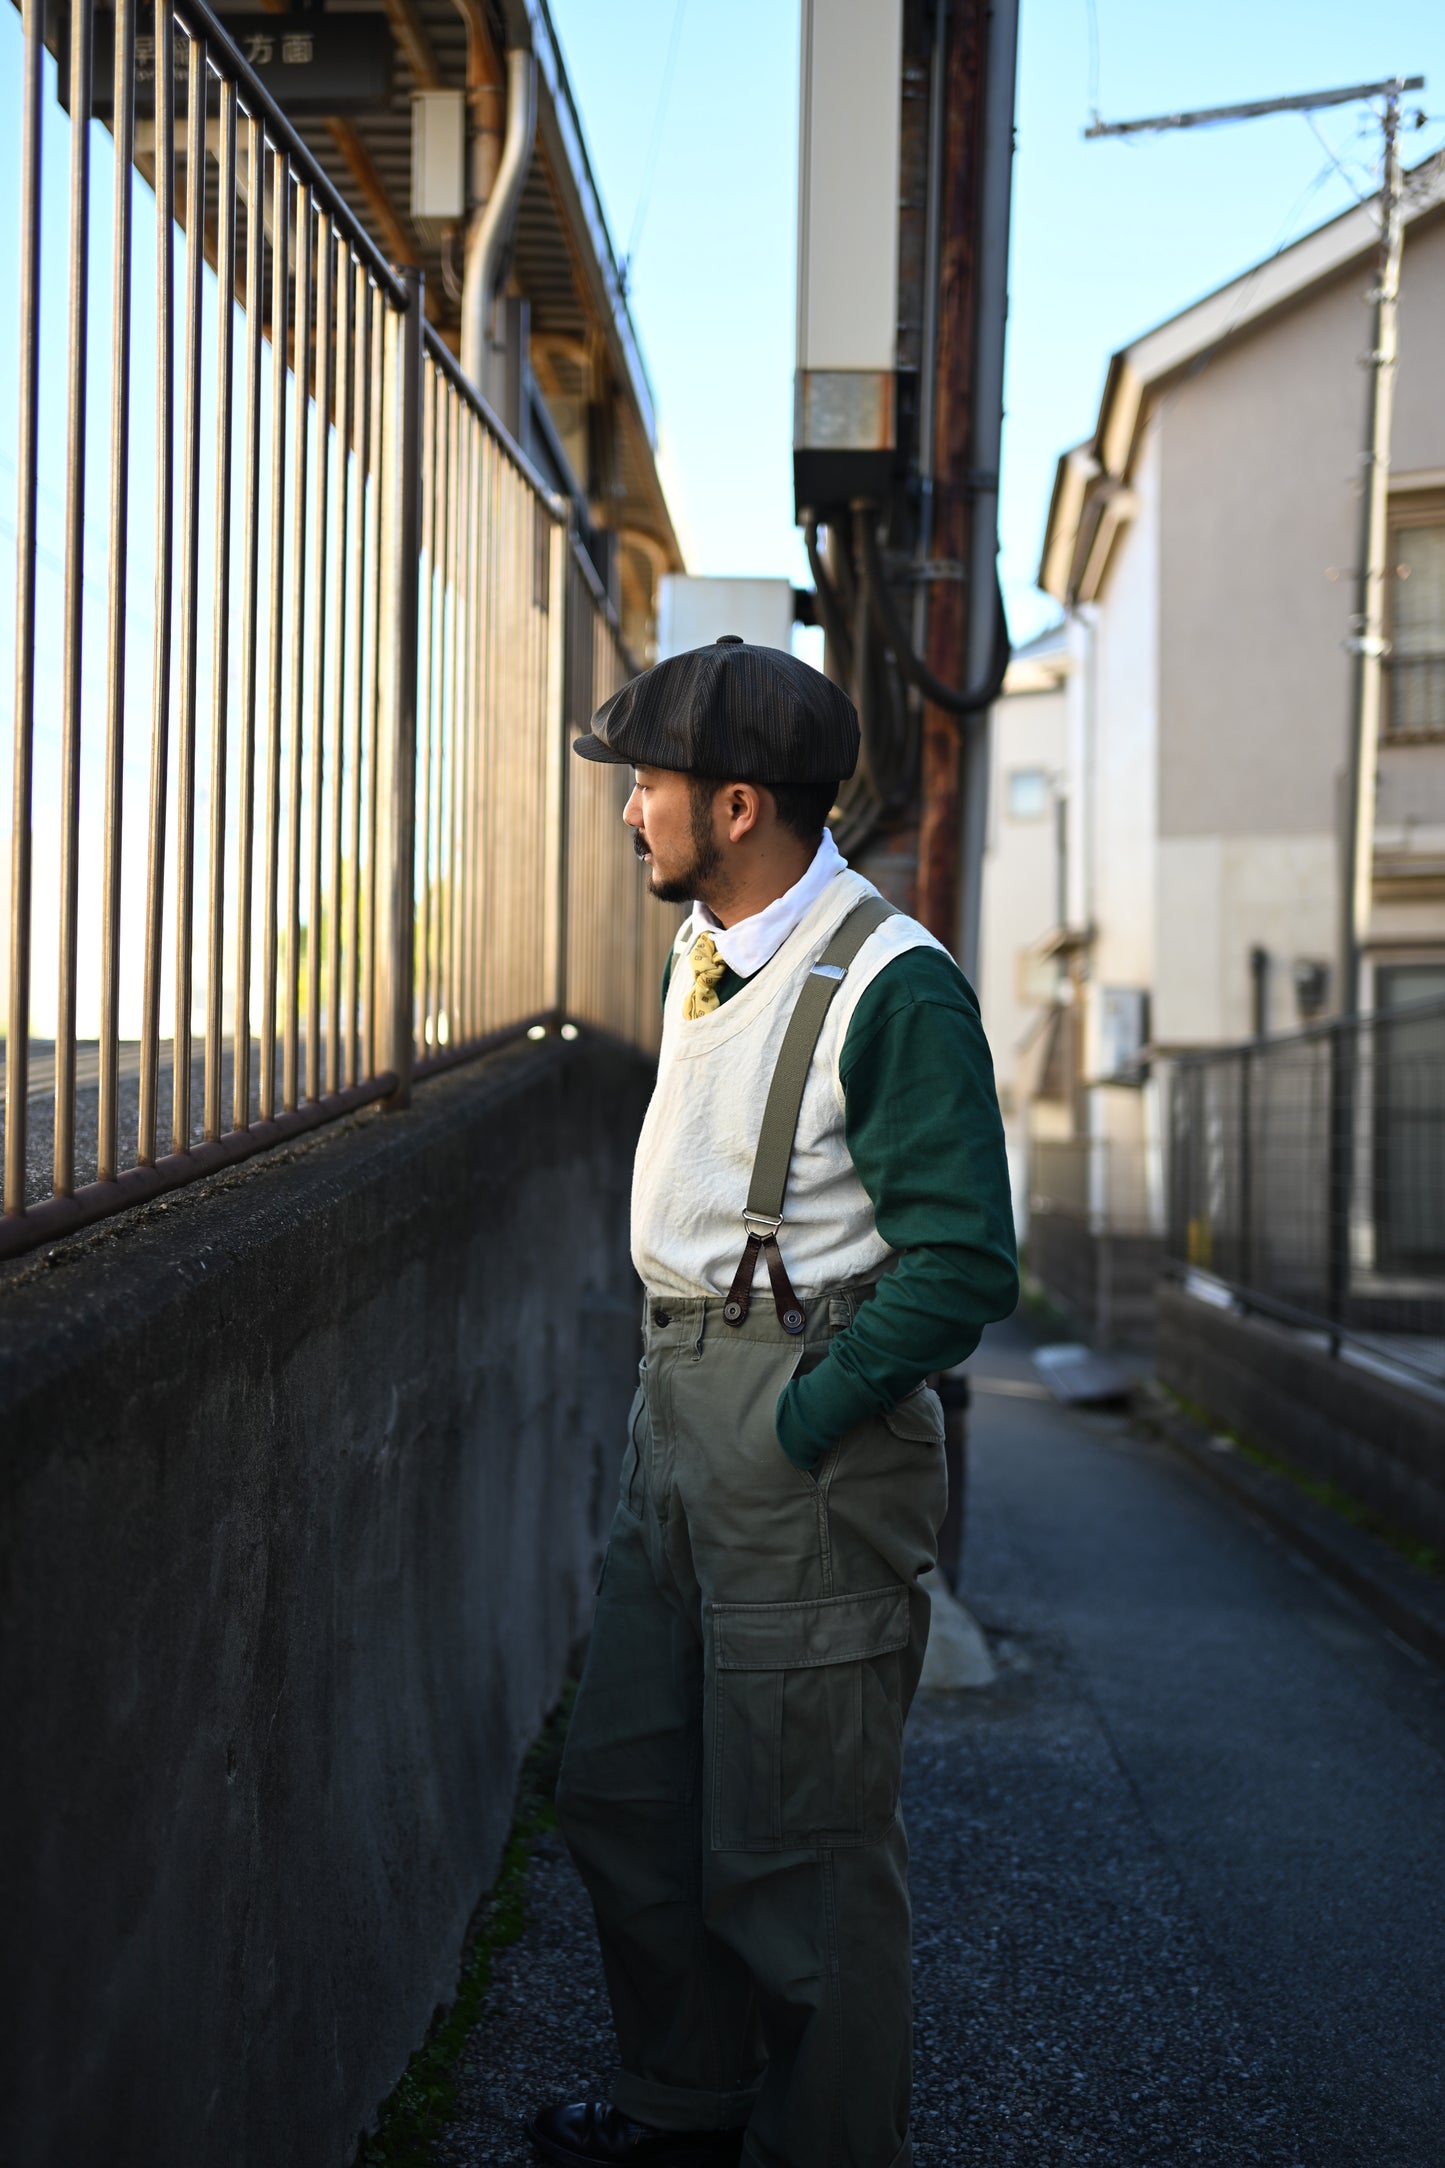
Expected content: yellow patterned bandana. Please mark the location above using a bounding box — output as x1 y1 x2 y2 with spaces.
683 932 727 1019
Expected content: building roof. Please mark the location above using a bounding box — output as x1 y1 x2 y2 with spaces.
225 0 684 633
999 616 1071 695
1039 149 1445 606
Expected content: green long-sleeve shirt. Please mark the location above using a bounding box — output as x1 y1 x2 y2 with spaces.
660 941 1019 1470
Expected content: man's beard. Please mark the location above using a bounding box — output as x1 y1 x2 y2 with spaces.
633 797 723 905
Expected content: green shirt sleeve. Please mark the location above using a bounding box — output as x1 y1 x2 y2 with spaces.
774 946 1019 1471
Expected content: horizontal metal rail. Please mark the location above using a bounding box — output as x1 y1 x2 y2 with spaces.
1 0 668 1267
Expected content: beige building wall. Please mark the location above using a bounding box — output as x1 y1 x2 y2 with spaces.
979 636 1071 1229
1151 207 1445 1040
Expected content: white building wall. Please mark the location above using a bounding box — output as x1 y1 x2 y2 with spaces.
978 644 1071 1231
1083 424 1160 1062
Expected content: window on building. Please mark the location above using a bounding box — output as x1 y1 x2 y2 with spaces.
1006 768 1050 820
1373 962 1445 1269
1386 507 1445 739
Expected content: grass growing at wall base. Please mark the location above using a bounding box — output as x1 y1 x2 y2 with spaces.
1163 1388 1444 1583
357 1685 576 2168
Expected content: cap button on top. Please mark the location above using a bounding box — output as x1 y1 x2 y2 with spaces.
715 633 743 645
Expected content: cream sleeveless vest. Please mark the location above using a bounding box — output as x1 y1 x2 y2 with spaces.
631 868 944 1300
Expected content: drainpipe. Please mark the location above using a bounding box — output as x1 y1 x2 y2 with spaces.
459 39 537 401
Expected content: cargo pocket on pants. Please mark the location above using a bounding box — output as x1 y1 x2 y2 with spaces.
708 1584 910 1852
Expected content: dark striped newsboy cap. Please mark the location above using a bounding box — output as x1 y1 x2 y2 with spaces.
572 635 860 783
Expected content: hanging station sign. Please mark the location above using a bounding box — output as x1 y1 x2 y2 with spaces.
69 8 394 118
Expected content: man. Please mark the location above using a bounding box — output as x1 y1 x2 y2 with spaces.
530 637 1017 2168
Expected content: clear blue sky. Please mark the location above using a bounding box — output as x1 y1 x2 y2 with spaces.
551 0 1445 643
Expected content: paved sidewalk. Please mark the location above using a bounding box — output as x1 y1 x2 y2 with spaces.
440 1320 1445 2167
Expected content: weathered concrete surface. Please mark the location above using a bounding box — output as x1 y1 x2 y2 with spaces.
1157 1281 1445 1551
0 1035 653 2168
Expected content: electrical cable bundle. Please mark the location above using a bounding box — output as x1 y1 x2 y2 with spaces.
805 510 1012 858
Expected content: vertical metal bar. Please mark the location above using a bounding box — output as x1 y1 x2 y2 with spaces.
326 243 352 1097
344 270 370 1087
432 386 450 1052
379 269 423 1104
233 117 265 1131
98 0 136 1184
54 0 92 1199
260 150 289 1122
430 388 450 1054
443 386 462 1049
283 183 312 1113
5 0 44 1218
449 409 470 1046
417 364 438 1056
1238 1044 1253 1289
138 0 176 1169
305 217 331 1105
460 418 479 1042
206 79 238 1142
542 514 569 1023
363 291 384 1079
172 30 206 1155
469 425 488 1035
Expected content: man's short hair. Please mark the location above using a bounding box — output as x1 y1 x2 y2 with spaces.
689 774 839 845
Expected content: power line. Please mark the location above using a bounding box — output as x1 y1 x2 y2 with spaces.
1084 0 1101 126
1085 74 1423 139
619 0 689 296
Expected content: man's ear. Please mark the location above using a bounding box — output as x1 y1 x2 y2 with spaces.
723 782 765 842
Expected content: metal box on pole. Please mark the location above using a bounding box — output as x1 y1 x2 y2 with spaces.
793 0 903 512
411 89 466 222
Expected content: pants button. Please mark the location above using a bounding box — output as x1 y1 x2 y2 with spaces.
653 1306 671 1327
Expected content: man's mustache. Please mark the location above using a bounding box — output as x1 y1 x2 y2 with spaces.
632 832 651 861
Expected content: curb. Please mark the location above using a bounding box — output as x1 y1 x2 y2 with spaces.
1134 1384 1445 1675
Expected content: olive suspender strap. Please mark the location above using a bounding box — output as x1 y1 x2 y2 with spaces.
722 894 897 1336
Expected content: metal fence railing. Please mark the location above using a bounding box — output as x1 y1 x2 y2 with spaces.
1 0 667 1264
1167 997 1445 1386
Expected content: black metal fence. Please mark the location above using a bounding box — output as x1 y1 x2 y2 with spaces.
1167 997 1445 1385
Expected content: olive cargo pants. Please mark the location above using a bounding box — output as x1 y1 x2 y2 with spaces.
556 1289 947 2168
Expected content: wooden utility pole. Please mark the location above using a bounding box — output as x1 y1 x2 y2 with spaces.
1087 72 1422 1015
1339 90 1405 1019
915 2 985 947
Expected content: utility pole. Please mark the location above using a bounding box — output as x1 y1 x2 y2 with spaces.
1089 74 1424 1331
916 0 984 948
1339 90 1405 1021
1087 73 1422 1016
917 0 1018 964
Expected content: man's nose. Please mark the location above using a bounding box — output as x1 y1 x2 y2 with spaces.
623 786 644 828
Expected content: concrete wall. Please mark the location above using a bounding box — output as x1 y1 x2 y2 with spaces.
1157 1282 1445 1552
0 1036 653 2168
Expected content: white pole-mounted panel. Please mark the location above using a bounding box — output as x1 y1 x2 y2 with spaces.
411 90 466 222
794 0 904 510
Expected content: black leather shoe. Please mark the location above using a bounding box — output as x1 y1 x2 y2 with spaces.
527 2100 745 2166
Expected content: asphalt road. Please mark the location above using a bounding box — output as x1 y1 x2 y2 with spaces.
440 1317 1445 2167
